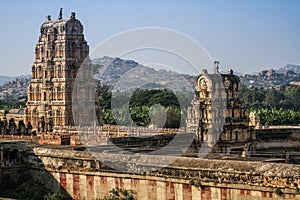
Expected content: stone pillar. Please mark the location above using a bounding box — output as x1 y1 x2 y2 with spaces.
18 120 26 135
38 117 45 133
0 147 3 165
0 120 4 135
2 118 8 135
26 122 33 135
8 118 17 135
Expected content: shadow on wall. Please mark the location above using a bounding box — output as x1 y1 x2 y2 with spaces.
0 141 72 200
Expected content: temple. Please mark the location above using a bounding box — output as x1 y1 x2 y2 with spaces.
2 10 300 200
25 11 90 132
186 61 255 149
0 10 295 153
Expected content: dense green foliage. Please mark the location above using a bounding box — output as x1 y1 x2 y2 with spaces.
128 89 181 127
129 89 180 108
238 85 300 125
99 83 300 126
98 84 191 128
44 193 68 200
253 108 300 125
0 95 26 110
99 188 136 200
238 85 300 110
2 80 299 126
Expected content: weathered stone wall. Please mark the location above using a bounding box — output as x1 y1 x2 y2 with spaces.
0 141 70 199
255 128 300 150
36 125 183 146
2 141 300 199
31 169 300 200
31 146 300 200
0 110 30 135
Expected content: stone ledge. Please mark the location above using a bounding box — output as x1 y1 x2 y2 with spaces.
33 146 300 177
30 146 300 191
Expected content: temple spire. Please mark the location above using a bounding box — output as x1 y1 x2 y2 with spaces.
58 8 63 19
214 61 220 74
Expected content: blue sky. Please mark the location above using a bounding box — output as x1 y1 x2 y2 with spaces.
0 0 299 76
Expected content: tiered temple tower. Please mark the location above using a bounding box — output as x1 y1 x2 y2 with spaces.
186 62 253 147
25 10 89 132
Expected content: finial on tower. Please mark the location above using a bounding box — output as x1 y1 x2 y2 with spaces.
70 12 76 19
58 8 63 20
214 61 220 74
46 15 51 21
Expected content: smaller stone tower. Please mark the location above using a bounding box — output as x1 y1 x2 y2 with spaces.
186 62 253 147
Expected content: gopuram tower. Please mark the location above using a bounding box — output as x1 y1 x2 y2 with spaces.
25 9 89 132
186 62 254 150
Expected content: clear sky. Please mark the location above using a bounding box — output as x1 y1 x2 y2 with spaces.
0 0 299 76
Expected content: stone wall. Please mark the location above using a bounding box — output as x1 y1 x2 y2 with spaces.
31 145 300 199
255 128 300 150
31 169 300 200
2 141 300 199
36 125 183 146
0 141 69 199
0 109 31 135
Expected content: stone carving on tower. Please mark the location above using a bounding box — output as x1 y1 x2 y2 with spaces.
25 10 90 132
186 62 254 148
187 62 226 148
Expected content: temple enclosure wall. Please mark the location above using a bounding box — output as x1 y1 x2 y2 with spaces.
255 127 300 149
1 141 300 200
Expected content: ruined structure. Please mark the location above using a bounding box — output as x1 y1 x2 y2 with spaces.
1 141 300 200
249 111 262 129
0 10 297 155
0 109 31 135
186 62 255 149
1 10 300 200
25 10 90 132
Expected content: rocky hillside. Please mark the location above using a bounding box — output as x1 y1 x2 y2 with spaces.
0 77 30 100
0 75 16 85
0 57 196 100
92 56 196 91
93 57 300 90
93 57 141 86
1 59 299 101
276 64 300 74
241 65 300 89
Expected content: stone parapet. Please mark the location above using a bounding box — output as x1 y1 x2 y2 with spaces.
31 146 300 190
2 141 300 199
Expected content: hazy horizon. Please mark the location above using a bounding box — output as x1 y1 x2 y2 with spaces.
0 55 299 78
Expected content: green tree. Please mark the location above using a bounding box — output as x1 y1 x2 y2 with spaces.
128 89 181 127
165 107 181 128
263 89 283 109
239 84 300 125
283 87 300 111
100 188 136 200
43 193 68 200
253 108 300 125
